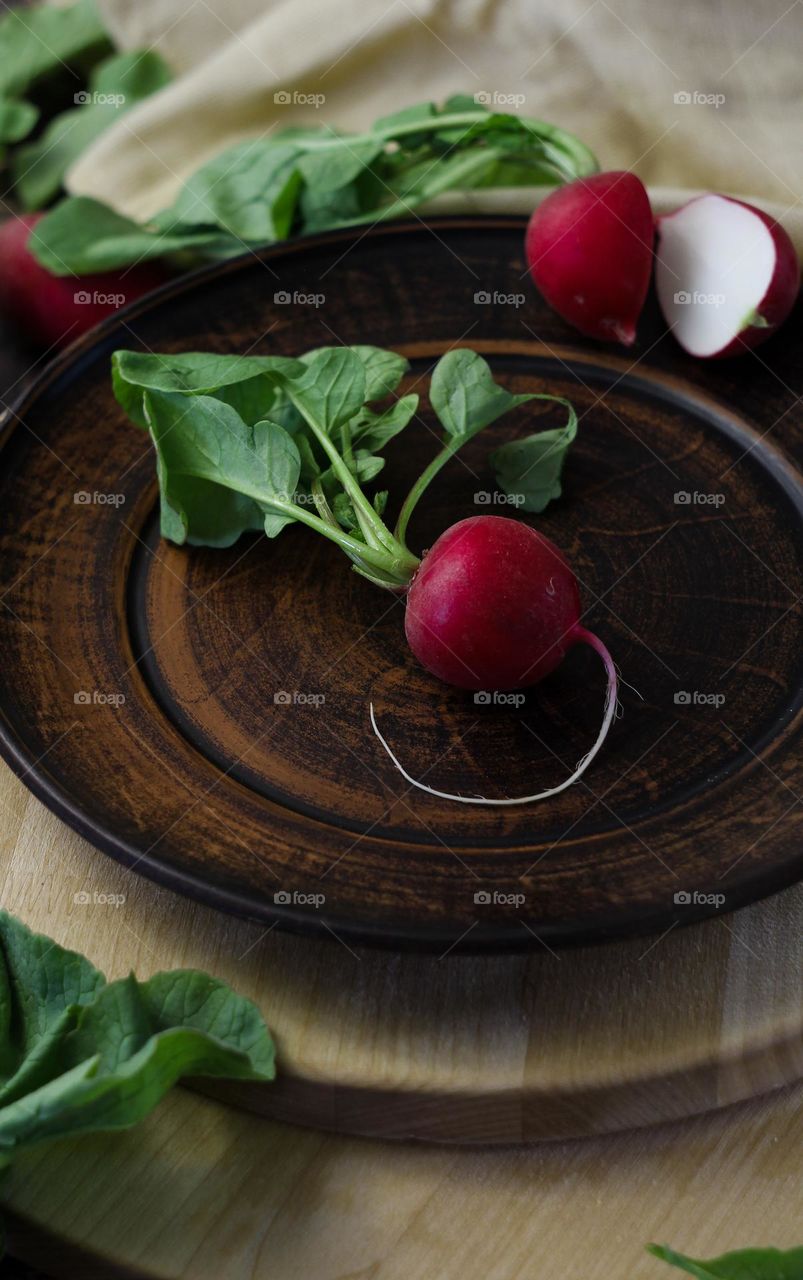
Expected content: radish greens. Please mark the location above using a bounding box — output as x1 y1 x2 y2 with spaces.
0 910 273 1168
647 1244 803 1279
32 96 598 275
113 344 579 589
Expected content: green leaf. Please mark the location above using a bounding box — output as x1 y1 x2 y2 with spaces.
111 344 421 562
283 347 366 435
167 140 303 242
297 137 382 193
442 93 484 114
112 348 301 429
143 390 301 546
30 196 241 275
12 50 172 211
352 393 419 451
299 180 363 233
255 418 302 505
0 911 104 1107
393 351 578 542
490 395 577 513
113 340 576 578
378 148 504 215
332 491 358 531
0 98 38 145
350 346 409 399
430 348 536 440
111 339 580 587
374 102 437 134
113 348 301 397
0 910 273 1166
354 449 385 483
0 974 273 1159
0 0 110 100
297 344 409 403
294 433 321 483
647 1244 803 1280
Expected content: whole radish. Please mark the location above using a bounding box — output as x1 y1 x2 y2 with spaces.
371 514 618 805
525 171 654 346
654 194 799 359
404 515 580 689
0 214 169 349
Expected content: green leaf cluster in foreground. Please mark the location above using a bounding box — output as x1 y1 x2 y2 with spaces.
112 344 578 590
31 95 598 274
0 909 273 1169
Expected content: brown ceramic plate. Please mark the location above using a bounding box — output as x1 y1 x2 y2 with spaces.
1 217 802 952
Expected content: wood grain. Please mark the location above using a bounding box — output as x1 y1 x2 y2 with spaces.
4 1057 803 1280
0 219 802 951
0 762 800 1144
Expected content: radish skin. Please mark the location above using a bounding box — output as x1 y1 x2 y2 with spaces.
0 214 169 349
525 171 654 346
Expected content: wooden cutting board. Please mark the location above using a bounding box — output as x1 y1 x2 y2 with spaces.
3 1077 802 1280
1 765 801 1144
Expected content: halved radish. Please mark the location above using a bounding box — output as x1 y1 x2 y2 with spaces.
655 194 799 359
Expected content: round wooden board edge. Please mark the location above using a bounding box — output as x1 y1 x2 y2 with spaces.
192 1016 803 1143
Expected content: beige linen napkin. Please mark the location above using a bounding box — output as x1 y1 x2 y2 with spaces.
65 0 802 245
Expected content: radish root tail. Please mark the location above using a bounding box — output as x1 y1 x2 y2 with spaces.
369 627 619 806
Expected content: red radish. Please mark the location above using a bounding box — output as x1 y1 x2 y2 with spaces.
0 214 169 350
404 514 580 689
525 171 654 346
655 195 799 359
371 515 618 805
